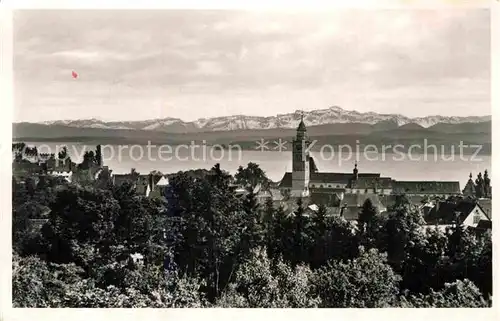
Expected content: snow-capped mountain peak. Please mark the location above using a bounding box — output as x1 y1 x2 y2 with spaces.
32 106 491 133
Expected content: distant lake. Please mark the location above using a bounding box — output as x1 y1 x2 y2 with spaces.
21 142 492 190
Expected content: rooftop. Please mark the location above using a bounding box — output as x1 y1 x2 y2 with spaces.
425 200 484 225
278 171 381 188
392 181 461 194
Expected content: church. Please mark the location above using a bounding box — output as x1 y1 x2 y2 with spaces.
277 116 462 213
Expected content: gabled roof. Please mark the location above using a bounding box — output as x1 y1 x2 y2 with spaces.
477 198 492 219
303 204 360 221
341 193 385 210
113 174 136 185
310 190 342 207
276 197 313 216
340 206 361 221
156 176 169 186
425 200 482 225
379 194 398 209
308 204 319 212
405 195 427 205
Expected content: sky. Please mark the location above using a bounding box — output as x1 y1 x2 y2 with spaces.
13 9 490 122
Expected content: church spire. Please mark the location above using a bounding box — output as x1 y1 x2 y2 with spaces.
297 111 307 133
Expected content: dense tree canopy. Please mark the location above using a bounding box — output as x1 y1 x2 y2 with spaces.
11 161 492 308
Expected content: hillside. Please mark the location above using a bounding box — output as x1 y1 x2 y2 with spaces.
25 106 491 133
13 120 492 154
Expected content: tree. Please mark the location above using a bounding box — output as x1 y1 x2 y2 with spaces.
358 198 378 234
217 247 320 308
95 145 102 166
96 169 113 190
483 170 491 198
79 151 96 170
112 183 162 249
240 187 265 258
310 204 328 268
12 252 85 307
58 146 68 160
262 197 275 239
267 205 288 261
234 162 270 188
357 198 385 251
398 226 448 293
41 185 121 268
382 202 426 269
12 161 493 308
323 216 360 263
12 200 50 253
474 230 492 296
12 142 26 155
166 165 244 301
399 279 490 308
311 247 401 308
443 227 492 297
475 172 484 198
291 198 309 264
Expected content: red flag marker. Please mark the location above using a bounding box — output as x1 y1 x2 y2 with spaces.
72 71 78 79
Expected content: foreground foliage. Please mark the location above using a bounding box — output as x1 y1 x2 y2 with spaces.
12 163 492 307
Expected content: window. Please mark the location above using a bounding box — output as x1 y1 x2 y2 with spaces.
320 185 324 188
473 209 481 224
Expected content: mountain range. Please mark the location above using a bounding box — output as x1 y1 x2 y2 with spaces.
13 106 491 154
31 106 490 133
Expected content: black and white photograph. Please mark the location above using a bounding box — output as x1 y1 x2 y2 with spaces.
6 1 495 311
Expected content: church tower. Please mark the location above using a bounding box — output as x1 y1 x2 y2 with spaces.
462 173 476 198
291 114 311 197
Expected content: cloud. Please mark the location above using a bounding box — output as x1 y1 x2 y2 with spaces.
13 9 490 122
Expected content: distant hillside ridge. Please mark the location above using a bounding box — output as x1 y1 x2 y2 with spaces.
19 106 491 133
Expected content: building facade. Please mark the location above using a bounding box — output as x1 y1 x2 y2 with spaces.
278 119 462 214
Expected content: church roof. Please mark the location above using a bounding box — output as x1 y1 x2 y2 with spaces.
392 181 460 195
350 177 393 189
297 119 307 132
278 171 381 188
